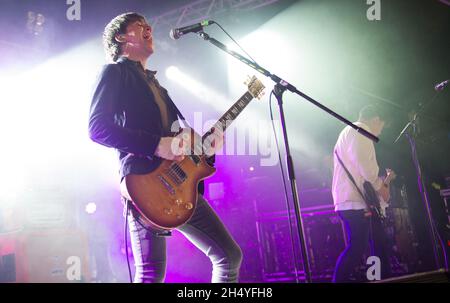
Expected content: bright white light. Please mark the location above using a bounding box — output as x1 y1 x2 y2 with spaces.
85 202 97 214
165 66 181 79
226 23 326 160
165 66 230 113
0 39 119 206
226 30 292 95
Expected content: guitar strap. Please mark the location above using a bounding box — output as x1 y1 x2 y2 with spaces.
334 150 372 213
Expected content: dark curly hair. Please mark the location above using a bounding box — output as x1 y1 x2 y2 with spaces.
103 12 145 62
358 104 387 122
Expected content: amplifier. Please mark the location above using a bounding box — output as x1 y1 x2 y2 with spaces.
255 205 346 282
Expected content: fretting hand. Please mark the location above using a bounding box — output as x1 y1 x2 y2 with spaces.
204 127 224 156
377 168 396 202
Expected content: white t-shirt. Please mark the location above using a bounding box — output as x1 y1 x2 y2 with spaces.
332 122 384 212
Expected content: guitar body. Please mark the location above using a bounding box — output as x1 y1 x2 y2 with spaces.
363 181 385 220
363 169 396 221
124 153 216 230
121 76 265 230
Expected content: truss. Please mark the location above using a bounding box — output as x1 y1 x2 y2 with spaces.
149 0 280 36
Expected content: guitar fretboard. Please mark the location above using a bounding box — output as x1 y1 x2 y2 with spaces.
202 91 254 141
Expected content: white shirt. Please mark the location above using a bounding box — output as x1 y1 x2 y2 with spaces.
332 122 384 211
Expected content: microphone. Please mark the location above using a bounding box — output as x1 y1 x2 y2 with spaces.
169 20 214 40
435 79 449 91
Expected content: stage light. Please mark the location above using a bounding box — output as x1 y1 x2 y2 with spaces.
0 40 119 209
26 11 46 36
85 202 97 214
165 65 181 79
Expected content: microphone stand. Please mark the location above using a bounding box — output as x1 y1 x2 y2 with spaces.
197 31 379 283
394 91 447 271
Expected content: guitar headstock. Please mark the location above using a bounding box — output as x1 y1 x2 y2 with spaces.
244 76 265 100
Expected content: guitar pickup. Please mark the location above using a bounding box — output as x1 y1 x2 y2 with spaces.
169 163 188 183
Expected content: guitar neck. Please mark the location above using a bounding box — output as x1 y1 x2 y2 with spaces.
384 174 395 186
202 91 254 140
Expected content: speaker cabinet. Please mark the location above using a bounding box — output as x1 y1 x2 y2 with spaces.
256 205 346 282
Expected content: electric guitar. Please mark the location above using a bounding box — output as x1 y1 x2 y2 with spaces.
363 169 397 220
121 76 265 230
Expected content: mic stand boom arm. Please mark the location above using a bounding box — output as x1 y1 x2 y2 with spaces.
198 32 379 142
197 31 379 283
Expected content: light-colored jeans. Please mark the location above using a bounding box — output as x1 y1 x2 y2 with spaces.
125 195 242 283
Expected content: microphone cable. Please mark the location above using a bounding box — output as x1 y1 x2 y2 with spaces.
211 21 259 66
124 199 133 283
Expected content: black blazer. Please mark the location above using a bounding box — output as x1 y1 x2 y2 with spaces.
88 57 210 194
88 57 179 179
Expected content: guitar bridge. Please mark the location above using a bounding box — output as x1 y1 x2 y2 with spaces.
157 175 175 195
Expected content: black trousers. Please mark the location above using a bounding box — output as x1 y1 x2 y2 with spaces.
333 209 392 282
